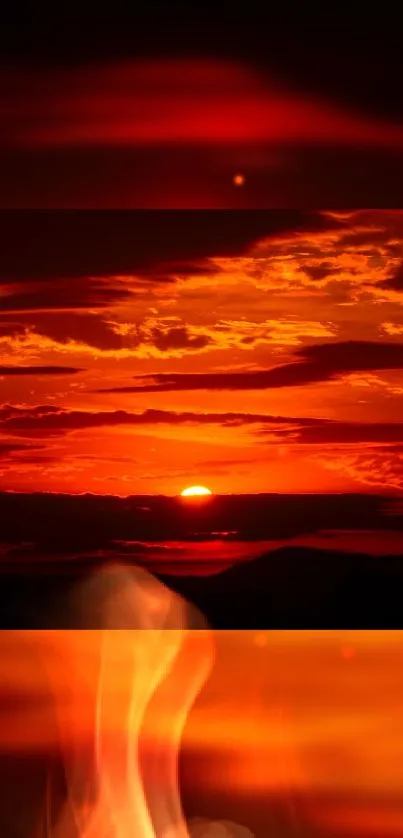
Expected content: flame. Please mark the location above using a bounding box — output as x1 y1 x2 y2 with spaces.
4 627 403 836
43 565 214 838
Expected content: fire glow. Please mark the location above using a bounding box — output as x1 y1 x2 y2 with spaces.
2 618 403 834
43 565 214 838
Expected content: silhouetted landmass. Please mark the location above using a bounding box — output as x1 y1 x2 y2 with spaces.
159 546 403 629
1 491 403 628
0 490 400 546
0 546 403 629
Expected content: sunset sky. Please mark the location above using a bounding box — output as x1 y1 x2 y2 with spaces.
2 210 403 497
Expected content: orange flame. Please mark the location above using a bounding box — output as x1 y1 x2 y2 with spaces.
43 565 214 838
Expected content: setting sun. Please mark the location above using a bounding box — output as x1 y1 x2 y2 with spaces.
180 485 212 497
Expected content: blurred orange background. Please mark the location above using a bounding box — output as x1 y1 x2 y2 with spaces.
1 630 403 836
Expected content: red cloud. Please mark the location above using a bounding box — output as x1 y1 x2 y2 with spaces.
3 60 403 150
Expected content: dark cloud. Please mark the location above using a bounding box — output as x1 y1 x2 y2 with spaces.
0 210 341 284
3 404 403 450
98 340 403 393
0 405 316 435
0 280 131 313
0 365 84 375
300 340 403 372
261 421 403 446
0 441 46 457
0 211 347 316
24 313 127 351
301 261 336 281
150 326 211 352
0 314 210 354
385 261 403 291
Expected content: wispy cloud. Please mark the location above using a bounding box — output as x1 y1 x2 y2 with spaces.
98 340 403 393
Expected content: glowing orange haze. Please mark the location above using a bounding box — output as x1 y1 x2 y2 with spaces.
0 566 214 838
0 568 403 836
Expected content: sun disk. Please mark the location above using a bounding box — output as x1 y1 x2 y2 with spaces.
180 485 212 497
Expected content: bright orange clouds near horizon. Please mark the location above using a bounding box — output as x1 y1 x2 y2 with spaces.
2 209 403 496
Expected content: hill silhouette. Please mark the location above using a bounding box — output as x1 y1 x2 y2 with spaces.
1 545 403 628
159 545 403 628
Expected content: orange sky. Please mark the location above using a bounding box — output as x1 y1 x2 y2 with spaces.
2 209 403 495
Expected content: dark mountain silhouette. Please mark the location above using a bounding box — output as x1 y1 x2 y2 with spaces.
159 545 403 628
1 545 403 628
0 491 399 547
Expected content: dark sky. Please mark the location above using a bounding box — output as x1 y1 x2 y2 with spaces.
2 6 403 206
2 5 402 121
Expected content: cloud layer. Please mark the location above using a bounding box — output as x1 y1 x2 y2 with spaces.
99 341 403 392
2 210 403 495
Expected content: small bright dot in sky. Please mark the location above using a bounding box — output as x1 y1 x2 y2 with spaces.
233 173 245 186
